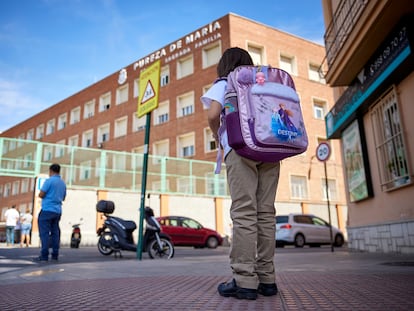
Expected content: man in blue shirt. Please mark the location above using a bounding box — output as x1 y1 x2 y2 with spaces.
34 163 67 262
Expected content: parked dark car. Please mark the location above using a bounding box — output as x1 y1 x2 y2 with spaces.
157 216 223 249
276 214 345 248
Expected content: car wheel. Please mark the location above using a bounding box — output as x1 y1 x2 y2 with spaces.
294 234 305 248
334 234 344 247
206 236 219 249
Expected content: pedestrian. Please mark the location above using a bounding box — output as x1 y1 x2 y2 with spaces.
20 207 33 247
5 205 20 246
201 47 280 300
34 163 67 262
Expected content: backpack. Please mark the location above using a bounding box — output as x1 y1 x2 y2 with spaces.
215 65 308 173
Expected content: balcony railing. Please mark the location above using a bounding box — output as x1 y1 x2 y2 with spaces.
324 0 368 67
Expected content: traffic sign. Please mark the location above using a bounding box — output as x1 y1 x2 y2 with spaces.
316 142 331 162
137 60 161 118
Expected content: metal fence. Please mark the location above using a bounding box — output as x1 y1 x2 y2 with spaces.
0 137 228 197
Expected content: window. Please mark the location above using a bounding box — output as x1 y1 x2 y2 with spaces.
36 124 44 139
177 92 194 117
309 63 325 83
55 140 65 158
27 129 34 140
178 133 195 157
82 130 93 147
84 100 95 119
248 44 264 65
99 92 111 112
97 123 110 143
116 84 129 105
114 117 128 138
133 78 140 98
12 181 20 195
371 87 411 190
80 161 91 180
132 113 146 132
290 175 308 199
279 54 296 75
177 177 195 194
153 139 169 158
70 107 81 124
24 153 33 168
43 146 53 161
177 55 193 79
58 114 67 130
46 119 55 135
21 179 29 193
68 135 79 147
113 154 126 172
202 42 221 68
321 178 338 201
313 98 327 120
160 66 170 87
206 172 227 196
154 101 169 125
204 128 217 152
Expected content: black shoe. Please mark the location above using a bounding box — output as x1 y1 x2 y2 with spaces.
218 279 257 300
258 283 278 296
32 256 48 263
51 257 58 262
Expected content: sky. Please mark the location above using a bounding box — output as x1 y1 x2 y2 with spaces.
0 0 325 133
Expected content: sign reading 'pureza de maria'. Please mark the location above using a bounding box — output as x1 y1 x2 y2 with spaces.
325 22 412 138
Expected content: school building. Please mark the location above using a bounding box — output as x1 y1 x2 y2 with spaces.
0 13 348 246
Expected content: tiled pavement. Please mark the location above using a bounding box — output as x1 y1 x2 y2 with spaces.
1 245 414 310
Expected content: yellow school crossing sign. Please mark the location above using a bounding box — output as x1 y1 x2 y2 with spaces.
137 60 161 118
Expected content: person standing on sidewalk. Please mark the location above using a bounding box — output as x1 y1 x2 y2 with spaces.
20 208 33 247
201 47 280 300
34 163 67 262
5 205 20 246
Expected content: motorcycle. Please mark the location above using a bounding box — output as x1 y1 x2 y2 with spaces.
70 218 83 248
96 200 174 259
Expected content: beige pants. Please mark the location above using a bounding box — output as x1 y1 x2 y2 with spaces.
225 150 280 289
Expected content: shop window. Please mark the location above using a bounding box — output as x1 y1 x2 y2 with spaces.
371 87 411 190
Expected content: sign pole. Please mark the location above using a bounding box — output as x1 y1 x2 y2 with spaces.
137 112 151 260
324 160 334 253
315 142 334 252
135 60 160 260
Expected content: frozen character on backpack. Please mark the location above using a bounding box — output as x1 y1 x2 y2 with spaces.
271 103 299 141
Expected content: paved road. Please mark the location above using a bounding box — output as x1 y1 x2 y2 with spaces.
1 244 414 310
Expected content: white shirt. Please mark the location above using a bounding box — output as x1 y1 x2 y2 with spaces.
5 208 20 227
200 80 231 157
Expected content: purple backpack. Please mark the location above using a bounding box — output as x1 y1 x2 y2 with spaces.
216 65 308 172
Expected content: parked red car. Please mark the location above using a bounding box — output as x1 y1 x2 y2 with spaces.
157 216 223 249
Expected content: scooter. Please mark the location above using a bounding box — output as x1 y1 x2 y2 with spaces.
96 200 174 259
70 218 83 248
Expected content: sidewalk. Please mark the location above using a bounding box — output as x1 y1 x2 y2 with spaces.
1 245 414 310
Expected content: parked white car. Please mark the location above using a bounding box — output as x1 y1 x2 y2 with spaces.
275 214 345 248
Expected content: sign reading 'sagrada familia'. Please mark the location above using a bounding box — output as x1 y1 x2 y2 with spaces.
134 21 222 69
